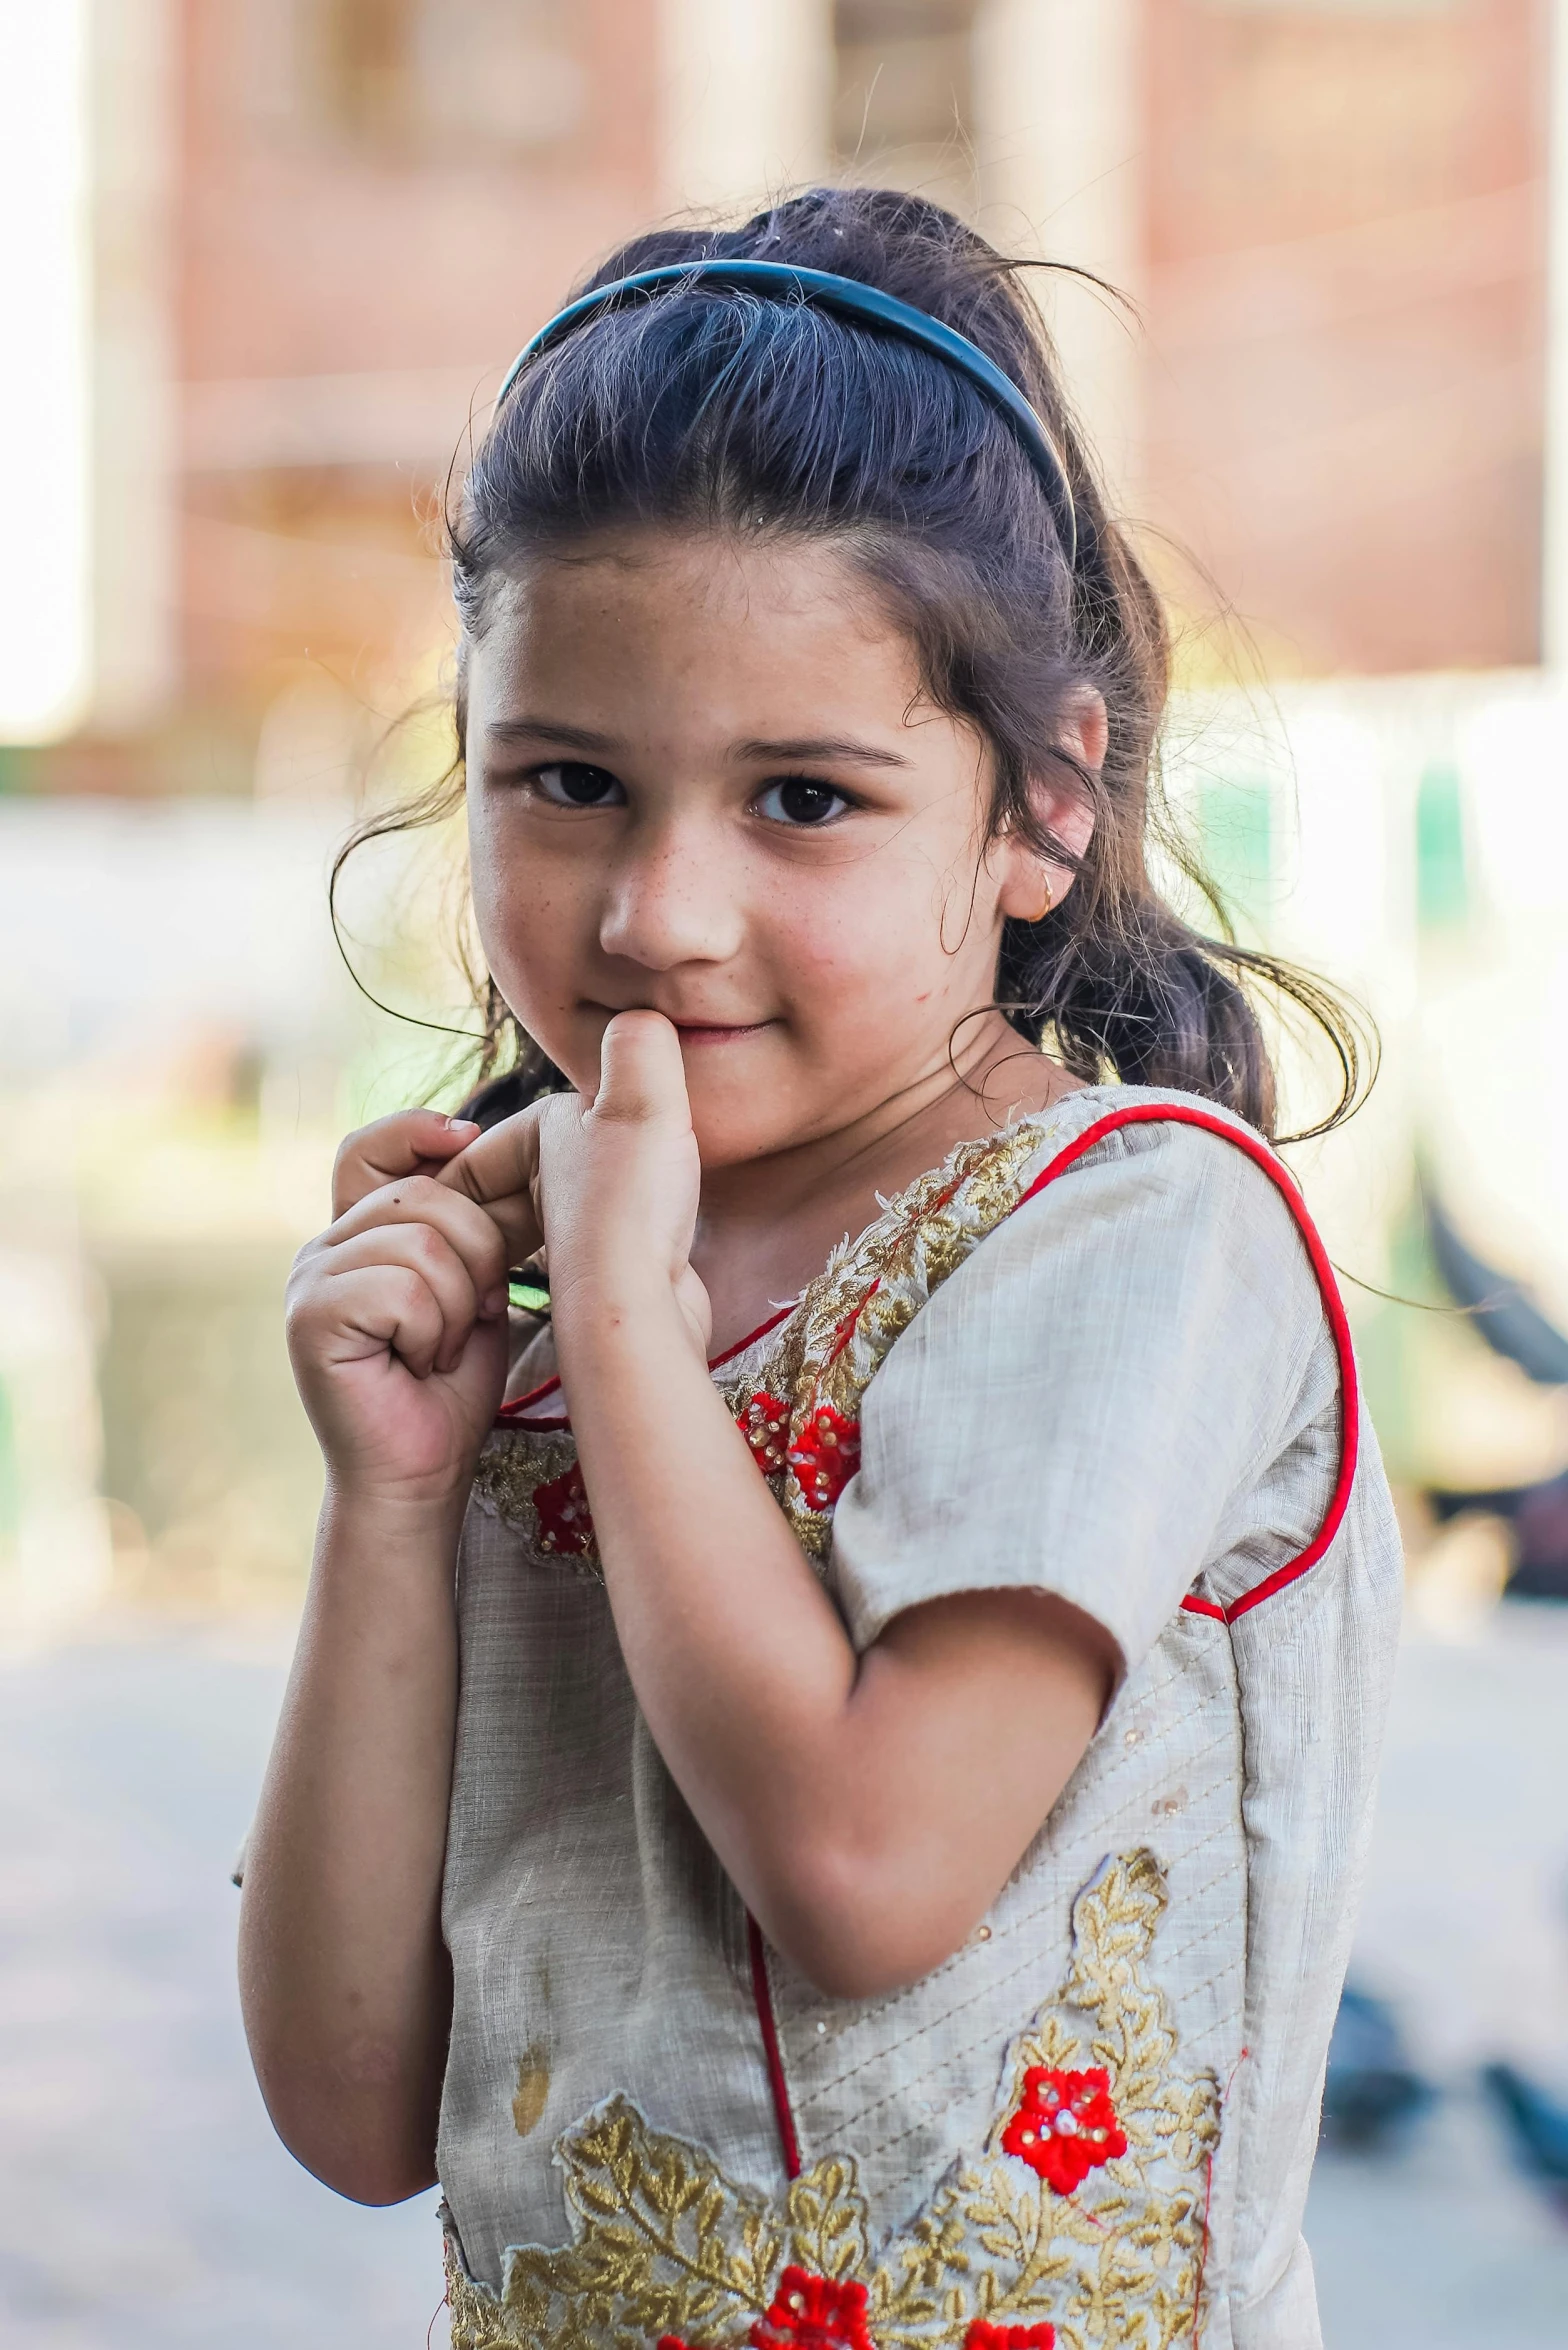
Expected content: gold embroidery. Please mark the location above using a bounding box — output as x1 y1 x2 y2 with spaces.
473 1118 1054 1570
472 1429 606 1573
446 1850 1220 2350
735 1121 1050 1556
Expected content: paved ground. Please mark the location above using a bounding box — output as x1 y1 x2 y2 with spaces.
0 1632 444 2349
3 1612 1568 2347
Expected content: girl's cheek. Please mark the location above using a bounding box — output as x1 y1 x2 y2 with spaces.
775 872 913 971
795 884 942 995
475 842 587 983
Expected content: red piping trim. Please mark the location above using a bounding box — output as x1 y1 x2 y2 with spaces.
711 1302 797 1371
747 1914 802 2179
1009 1104 1360 1626
494 1302 796 1430
496 1371 565 1421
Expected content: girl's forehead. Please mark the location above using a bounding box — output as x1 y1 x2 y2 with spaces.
488 529 884 643
474 530 929 723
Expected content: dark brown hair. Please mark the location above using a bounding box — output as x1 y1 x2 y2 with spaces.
339 186 1368 1140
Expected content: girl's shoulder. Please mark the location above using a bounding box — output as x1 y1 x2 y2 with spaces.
1005 1080 1320 1250
817 1083 1371 1669
934 1080 1338 1390
753 1078 1323 1413
729 1084 1328 1559
865 1079 1318 1309
1004 1077 1287 1186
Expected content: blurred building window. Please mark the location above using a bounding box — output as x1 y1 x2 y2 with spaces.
1415 761 1469 928
294 0 585 155
834 1 978 193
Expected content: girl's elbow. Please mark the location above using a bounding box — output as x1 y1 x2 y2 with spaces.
268 2090 439 2206
250 2048 439 2207
763 1844 974 2001
316 2149 439 2207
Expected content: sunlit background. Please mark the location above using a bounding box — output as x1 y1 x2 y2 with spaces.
3 4 1568 2345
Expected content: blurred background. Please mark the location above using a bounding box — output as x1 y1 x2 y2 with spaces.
3 2 1568 2344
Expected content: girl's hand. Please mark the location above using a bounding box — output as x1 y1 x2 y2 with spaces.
441 1014 710 1358
286 1110 516 1508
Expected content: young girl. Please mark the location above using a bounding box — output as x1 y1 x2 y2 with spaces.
240 190 1401 2350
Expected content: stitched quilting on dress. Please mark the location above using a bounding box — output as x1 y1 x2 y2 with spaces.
444 1850 1219 2350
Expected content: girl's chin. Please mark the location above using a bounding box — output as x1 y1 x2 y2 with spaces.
686 1093 848 1169
685 1083 812 1159
686 1115 788 1168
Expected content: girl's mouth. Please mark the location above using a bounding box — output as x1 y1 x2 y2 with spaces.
586 1003 778 1045
669 1019 774 1045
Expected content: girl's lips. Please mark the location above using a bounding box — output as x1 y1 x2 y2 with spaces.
585 1004 777 1043
669 1019 773 1044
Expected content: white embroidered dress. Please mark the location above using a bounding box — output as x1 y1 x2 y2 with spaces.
437 1085 1403 2350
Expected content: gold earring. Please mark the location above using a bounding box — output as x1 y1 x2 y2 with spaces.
1030 877 1054 923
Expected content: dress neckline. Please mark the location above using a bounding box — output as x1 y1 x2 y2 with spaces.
492 1096 1088 1432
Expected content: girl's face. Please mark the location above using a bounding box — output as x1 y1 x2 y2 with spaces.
465 529 1096 1170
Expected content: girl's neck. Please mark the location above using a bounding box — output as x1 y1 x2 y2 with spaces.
690 1014 1083 1356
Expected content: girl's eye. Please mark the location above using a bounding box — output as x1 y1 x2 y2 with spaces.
755 777 851 828
531 762 624 808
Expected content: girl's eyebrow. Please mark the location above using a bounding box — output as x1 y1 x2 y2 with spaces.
485 720 913 769
486 717 617 752
732 734 912 768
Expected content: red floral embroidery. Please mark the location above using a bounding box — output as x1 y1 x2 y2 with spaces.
748 2267 876 2350
1001 2066 1127 2195
963 2324 1056 2350
663 2288 1055 2350
531 1462 595 1556
788 1404 862 1514
741 1392 792 1476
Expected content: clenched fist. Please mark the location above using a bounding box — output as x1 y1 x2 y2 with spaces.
285 1108 519 1509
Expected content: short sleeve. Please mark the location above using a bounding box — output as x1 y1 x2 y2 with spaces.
825 1117 1335 1677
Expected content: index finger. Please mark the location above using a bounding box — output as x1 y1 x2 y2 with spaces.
332 1109 481 1219
436 1104 551 1265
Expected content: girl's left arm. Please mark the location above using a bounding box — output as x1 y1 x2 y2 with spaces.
445 1015 1117 2002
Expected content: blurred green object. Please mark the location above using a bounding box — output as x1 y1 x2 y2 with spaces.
1416 763 1468 930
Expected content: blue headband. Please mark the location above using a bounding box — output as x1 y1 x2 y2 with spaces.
497 259 1078 567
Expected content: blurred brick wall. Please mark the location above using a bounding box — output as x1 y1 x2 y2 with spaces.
1144 0 1548 676
26 0 1555 802
172 0 662 733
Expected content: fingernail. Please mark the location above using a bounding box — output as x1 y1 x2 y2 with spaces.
481 1286 509 1317
445 1116 480 1136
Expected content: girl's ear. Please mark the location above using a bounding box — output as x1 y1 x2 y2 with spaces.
1056 690 1109 778
993 691 1105 920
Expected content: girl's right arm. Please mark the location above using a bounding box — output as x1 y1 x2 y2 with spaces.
238 1110 522 2204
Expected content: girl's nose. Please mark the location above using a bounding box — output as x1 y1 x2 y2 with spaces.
596 821 745 972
